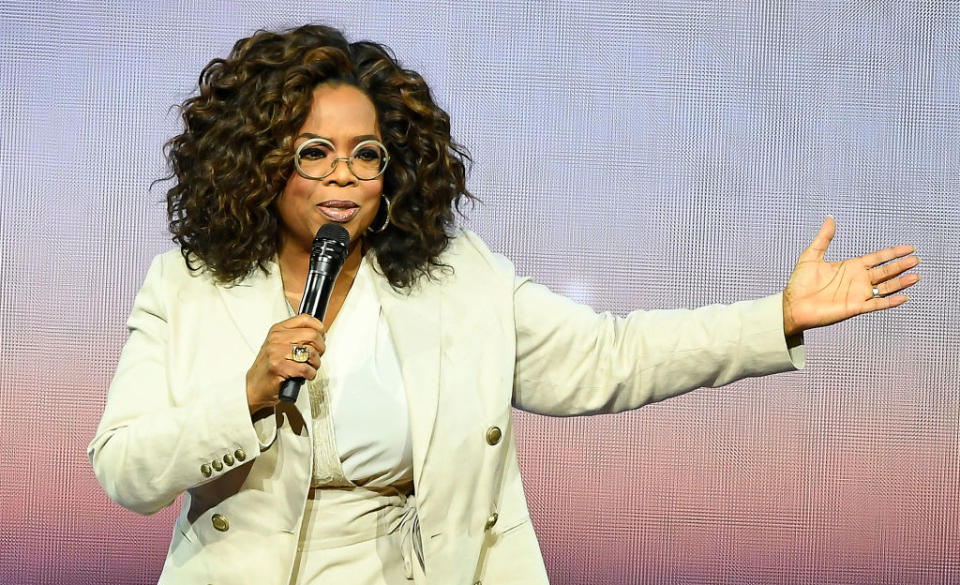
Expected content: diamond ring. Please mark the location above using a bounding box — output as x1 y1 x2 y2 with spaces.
291 345 310 363
871 286 882 299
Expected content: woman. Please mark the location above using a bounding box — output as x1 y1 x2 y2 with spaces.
87 24 920 585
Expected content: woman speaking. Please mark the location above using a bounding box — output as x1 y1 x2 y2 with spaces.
87 24 921 585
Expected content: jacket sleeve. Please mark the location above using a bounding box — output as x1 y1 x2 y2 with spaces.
86 254 265 515
511 276 805 416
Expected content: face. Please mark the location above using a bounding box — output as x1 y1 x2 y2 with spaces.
276 83 384 254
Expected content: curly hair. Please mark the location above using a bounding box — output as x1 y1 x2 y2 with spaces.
164 25 473 289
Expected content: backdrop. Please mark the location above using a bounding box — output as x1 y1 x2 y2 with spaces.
1 1 957 584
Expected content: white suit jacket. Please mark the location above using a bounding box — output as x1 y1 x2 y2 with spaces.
88 230 804 584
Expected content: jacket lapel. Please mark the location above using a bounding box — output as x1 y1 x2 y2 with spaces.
215 263 313 416
372 270 442 489
216 261 289 354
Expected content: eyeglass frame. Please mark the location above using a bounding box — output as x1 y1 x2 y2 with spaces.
293 137 391 181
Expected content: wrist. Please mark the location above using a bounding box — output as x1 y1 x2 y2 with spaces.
782 294 800 338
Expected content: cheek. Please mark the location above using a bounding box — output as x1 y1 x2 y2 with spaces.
281 176 312 203
276 180 314 230
357 183 384 226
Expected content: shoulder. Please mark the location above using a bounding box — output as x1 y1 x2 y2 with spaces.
141 249 209 291
140 249 276 296
438 229 516 284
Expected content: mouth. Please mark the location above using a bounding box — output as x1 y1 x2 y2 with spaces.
316 200 360 223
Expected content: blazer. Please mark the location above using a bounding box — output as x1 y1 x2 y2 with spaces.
88 229 804 585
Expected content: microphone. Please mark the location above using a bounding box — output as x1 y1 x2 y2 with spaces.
278 224 350 403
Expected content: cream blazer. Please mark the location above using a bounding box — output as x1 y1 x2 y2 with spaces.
88 230 804 585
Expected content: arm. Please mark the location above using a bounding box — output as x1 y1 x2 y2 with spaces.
510 216 921 417
86 255 263 515
511 277 805 416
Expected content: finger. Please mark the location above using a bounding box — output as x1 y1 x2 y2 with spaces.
861 244 916 269
875 273 921 297
869 255 920 284
270 327 326 355
289 333 326 356
276 313 326 336
274 359 318 381
860 294 909 315
801 216 835 261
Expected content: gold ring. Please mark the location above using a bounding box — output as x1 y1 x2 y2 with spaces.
291 345 310 363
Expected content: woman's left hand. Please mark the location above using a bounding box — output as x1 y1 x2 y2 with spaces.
782 216 921 337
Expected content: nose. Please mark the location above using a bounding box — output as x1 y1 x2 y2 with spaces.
323 157 357 187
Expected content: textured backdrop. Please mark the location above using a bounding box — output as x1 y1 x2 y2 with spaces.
0 1 957 584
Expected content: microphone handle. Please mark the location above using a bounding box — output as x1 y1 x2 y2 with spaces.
278 263 340 403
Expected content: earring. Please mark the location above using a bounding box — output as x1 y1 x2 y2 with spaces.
368 194 391 233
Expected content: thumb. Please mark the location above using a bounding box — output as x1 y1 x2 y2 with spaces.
802 215 835 260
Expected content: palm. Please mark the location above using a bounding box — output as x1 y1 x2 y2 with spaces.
782 217 920 337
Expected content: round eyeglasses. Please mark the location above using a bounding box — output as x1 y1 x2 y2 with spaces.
294 137 390 181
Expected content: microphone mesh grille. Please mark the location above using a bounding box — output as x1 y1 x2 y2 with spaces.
314 224 350 249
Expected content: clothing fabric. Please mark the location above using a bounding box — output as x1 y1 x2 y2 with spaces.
87 230 805 585
289 255 418 584
292 255 413 488
289 488 424 584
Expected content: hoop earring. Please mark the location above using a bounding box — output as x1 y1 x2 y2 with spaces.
368 194 391 233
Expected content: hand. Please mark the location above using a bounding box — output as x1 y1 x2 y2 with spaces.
782 216 920 337
245 314 326 414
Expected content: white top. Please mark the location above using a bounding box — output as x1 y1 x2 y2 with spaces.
292 255 414 489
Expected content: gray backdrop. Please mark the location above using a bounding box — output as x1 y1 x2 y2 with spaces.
1 1 957 584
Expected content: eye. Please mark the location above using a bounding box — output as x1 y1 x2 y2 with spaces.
354 147 383 162
299 146 328 160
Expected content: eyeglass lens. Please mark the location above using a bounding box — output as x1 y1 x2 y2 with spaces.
296 138 387 180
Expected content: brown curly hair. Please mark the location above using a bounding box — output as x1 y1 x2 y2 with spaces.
164 25 473 289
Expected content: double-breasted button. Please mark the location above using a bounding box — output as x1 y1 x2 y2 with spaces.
234 448 247 462
211 514 229 532
212 459 223 472
223 453 235 466
200 463 212 477
485 426 502 445
485 512 499 530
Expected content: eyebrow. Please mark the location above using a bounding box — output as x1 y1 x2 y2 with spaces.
297 132 380 144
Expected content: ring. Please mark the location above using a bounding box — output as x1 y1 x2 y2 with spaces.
291 345 310 363
871 286 882 299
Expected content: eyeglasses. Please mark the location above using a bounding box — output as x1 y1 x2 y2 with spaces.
294 137 390 181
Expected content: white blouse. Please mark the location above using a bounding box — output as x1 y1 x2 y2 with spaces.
290 255 414 490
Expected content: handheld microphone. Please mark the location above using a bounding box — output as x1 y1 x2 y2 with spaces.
278 224 350 403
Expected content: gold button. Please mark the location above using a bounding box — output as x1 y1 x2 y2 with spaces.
485 426 502 445
223 453 235 466
200 463 212 477
211 513 229 532
234 448 247 462
212 459 223 472
485 512 499 529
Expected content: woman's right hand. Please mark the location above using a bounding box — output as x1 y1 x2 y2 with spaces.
245 314 326 414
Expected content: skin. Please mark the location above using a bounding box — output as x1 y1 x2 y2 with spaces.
243 89 923 414
781 216 920 337
246 83 384 413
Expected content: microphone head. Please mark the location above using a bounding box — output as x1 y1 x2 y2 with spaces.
312 224 350 261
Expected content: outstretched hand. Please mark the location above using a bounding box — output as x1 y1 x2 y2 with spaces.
782 216 920 337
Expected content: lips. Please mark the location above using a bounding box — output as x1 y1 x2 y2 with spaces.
317 200 359 223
